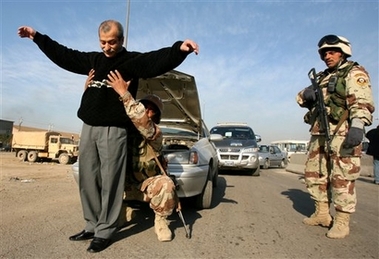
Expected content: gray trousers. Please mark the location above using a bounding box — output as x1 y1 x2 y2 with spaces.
78 123 127 239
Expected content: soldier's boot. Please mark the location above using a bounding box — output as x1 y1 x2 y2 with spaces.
303 201 333 227
118 203 136 228
154 214 172 242
125 206 136 222
326 211 350 239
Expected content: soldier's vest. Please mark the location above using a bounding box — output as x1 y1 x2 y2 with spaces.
305 61 357 125
127 127 162 184
322 61 357 123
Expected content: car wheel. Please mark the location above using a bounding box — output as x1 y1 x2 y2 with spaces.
212 166 219 188
27 151 38 162
17 150 27 161
195 177 213 209
263 159 270 169
279 159 286 168
251 167 260 176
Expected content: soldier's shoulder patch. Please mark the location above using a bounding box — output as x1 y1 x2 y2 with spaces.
354 72 367 78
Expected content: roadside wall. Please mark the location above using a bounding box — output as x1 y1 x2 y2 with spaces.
286 153 373 177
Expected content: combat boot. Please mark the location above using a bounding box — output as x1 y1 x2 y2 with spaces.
326 211 350 239
154 214 172 242
303 201 333 227
118 203 136 228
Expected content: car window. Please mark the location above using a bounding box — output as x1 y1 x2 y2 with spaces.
210 127 255 139
259 145 269 153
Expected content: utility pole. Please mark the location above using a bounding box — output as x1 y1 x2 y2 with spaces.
18 117 23 131
124 0 131 48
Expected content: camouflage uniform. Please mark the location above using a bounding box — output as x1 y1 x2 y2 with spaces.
297 61 375 213
120 91 176 217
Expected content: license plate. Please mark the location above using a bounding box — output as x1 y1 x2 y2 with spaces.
224 161 234 166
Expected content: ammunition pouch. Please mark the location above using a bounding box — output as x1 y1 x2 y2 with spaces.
126 126 164 184
303 110 312 125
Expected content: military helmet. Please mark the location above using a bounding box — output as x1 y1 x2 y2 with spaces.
318 35 352 59
140 94 163 124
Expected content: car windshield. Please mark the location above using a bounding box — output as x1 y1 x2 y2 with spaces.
210 127 254 139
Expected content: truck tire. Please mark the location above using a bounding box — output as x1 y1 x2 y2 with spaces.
17 150 27 161
27 151 38 162
58 153 70 165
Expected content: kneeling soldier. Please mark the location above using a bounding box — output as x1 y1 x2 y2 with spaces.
107 70 176 242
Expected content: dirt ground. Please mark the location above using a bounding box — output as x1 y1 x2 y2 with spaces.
0 152 83 258
1 151 377 259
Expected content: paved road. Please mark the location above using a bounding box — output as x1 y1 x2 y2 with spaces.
1 157 378 258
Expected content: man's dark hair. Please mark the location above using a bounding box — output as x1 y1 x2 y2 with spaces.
99 20 124 40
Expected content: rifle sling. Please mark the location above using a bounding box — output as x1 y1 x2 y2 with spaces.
332 109 349 136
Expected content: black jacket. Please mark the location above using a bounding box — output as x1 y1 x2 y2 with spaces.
33 32 189 126
366 126 379 159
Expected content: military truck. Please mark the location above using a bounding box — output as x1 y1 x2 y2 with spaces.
12 131 79 164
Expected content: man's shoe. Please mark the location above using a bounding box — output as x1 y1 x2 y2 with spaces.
69 230 94 241
87 237 111 253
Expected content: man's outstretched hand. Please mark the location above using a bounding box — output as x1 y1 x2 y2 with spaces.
18 26 36 40
180 39 199 55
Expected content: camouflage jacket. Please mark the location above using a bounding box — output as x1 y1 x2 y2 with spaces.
120 91 162 152
120 91 163 183
296 61 375 136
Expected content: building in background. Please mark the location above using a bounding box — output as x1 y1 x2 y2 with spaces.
0 119 14 150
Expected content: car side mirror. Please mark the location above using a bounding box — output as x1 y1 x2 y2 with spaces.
255 134 261 142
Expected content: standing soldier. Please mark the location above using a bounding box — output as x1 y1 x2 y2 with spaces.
296 35 375 238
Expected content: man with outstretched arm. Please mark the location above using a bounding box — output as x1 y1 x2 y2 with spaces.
18 20 199 253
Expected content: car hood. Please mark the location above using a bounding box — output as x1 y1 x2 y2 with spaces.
137 70 201 133
214 138 258 148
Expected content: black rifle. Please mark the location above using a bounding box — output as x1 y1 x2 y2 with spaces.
308 68 332 164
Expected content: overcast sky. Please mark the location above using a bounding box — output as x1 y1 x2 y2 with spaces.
1 0 378 143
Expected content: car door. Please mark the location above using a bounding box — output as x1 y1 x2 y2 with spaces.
270 146 282 166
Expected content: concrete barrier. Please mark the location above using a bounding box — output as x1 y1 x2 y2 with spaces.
286 153 374 177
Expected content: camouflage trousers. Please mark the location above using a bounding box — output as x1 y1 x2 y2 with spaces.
304 135 362 213
124 175 176 217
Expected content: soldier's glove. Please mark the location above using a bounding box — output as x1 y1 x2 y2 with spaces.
343 118 364 149
302 87 316 102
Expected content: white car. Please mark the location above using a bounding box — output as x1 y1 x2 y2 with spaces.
210 123 261 176
258 145 287 169
73 70 222 209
